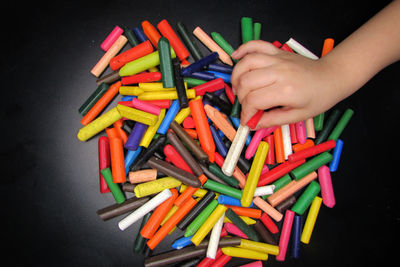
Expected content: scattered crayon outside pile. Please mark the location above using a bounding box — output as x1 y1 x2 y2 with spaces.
77 17 354 266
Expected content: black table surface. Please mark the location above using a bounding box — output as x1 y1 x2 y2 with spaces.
2 0 399 266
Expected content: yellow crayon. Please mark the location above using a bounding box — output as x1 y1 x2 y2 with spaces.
133 177 182 198
301 196 322 244
224 216 256 225
77 107 122 141
179 185 208 198
148 67 159 72
140 109 166 148
119 86 144 96
241 141 269 207
116 104 158 126
221 247 268 261
139 82 188 91
191 204 227 245
174 106 191 124
239 239 279 256
137 89 196 100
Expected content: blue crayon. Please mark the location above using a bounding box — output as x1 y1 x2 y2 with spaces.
181 52 219 76
171 235 193 249
218 194 253 207
292 215 302 259
189 71 215 81
210 125 228 157
213 88 225 97
157 100 180 134
207 71 231 83
208 63 233 74
124 146 143 175
230 116 252 146
132 26 148 43
121 95 136 101
329 139 343 172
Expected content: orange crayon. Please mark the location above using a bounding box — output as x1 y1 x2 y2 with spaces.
109 137 126 183
274 127 285 163
174 174 207 207
225 205 262 219
189 98 215 162
142 21 162 48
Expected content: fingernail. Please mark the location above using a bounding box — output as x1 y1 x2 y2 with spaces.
231 50 238 58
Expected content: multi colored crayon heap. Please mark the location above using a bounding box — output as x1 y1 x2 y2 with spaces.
77 17 354 266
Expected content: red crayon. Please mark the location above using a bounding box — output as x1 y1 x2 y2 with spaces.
109 40 154 70
121 72 162 85
257 159 306 187
157 19 190 61
288 139 336 162
98 136 111 193
194 78 225 96
224 83 235 104
142 99 172 109
260 212 279 234
197 248 224 267
163 144 193 174
289 123 298 144
264 134 275 165
246 110 264 129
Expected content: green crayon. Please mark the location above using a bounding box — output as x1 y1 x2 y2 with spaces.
158 37 175 88
328 108 354 141
203 180 242 200
185 199 218 237
100 168 126 204
291 152 333 181
291 181 321 215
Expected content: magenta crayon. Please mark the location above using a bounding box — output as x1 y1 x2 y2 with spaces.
318 165 336 208
276 209 295 261
245 127 277 160
131 98 161 115
101 25 123 51
224 222 248 239
295 121 307 145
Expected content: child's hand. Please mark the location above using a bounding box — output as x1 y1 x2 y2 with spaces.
230 40 341 129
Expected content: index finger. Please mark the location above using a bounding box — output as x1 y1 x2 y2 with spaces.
231 40 281 59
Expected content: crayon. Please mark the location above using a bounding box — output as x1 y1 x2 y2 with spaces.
172 58 189 108
133 177 182 198
141 21 161 48
253 22 262 40
288 139 336 162
98 136 111 193
119 86 144 96
158 37 175 88
109 40 154 70
81 81 122 126
116 104 158 125
121 72 162 85
222 247 268 261
239 261 263 267
146 156 201 187
217 194 253 207
194 78 225 96
221 124 249 176
163 144 193 174
137 89 196 100
292 139 315 153
208 163 239 188
285 38 319 59
253 185 275 197
301 196 323 244
239 239 279 256
204 104 236 141
210 31 236 58
130 98 161 115
91 35 127 77
96 196 150 221
140 188 178 239
189 97 215 162
315 109 341 145
142 100 171 109
118 189 172 231
292 215 302 258
157 100 180 134
253 220 278 245
252 196 283 222
328 109 354 141
79 83 110 116
133 26 148 43
184 199 218 237
109 137 126 183
77 107 122 142
181 52 219 77
275 195 297 214
125 122 148 151
124 147 142 174
206 211 225 259
192 26 233 66
100 168 126 204
210 125 228 157
241 17 253 43
100 25 123 51
134 211 152 253
129 135 166 171
209 63 233 74
176 21 204 61
225 208 260 242
281 124 292 159
157 19 190 62
274 126 285 163
264 134 275 165
291 181 321 215
123 26 139 47
96 70 120 85
203 180 242 200
224 205 261 219
224 216 256 225
129 169 157 184
147 197 197 249
318 165 335 208
140 109 166 148
259 212 279 234
276 209 295 261
171 235 193 249
241 141 269 207
203 92 233 115
144 245 207 267
211 254 231 267
191 204 227 245
119 47 176 77
305 117 316 139
290 152 333 180
224 222 248 239
198 248 223 267
245 127 277 160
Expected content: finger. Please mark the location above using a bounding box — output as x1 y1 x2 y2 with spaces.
239 86 284 125
235 67 277 104
231 54 279 94
255 108 307 129
231 40 281 59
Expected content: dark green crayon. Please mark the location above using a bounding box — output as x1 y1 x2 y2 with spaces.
230 96 241 118
313 112 325 131
225 208 260 242
291 181 321 215
133 211 152 253
124 26 140 47
177 22 204 61
158 37 175 88
327 108 354 142
78 82 109 116
208 163 239 188
315 109 341 144
262 174 292 200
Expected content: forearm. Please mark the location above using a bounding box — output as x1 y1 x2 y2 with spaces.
320 0 400 100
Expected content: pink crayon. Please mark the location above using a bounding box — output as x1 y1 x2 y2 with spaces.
100 26 123 52
318 165 336 208
245 126 277 159
295 121 307 145
131 98 161 115
276 210 295 261
224 222 248 239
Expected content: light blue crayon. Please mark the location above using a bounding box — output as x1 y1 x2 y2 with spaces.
171 235 193 249
157 100 180 134
124 147 143 175
207 71 231 83
218 194 253 207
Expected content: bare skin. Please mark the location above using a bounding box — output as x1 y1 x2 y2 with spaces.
231 0 400 129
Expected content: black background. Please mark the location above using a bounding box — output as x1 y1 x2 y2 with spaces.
2 0 399 266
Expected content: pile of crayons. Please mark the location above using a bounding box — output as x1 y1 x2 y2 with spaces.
77 16 354 267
